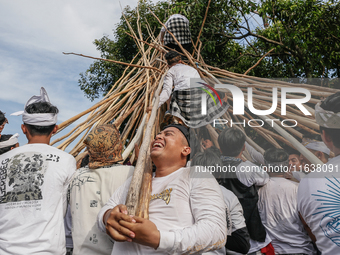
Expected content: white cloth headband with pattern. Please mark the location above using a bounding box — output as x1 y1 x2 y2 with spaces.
11 87 58 126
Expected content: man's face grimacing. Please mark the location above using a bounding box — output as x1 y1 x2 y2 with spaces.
150 127 190 162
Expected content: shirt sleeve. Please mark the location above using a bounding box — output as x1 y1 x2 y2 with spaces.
157 172 227 254
158 70 174 108
245 142 265 165
229 194 246 232
97 177 132 232
236 162 269 187
63 156 76 217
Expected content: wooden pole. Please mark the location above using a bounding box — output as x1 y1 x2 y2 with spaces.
125 74 165 216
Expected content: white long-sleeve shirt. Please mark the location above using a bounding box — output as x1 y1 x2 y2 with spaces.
97 167 227 255
245 142 266 166
158 63 201 108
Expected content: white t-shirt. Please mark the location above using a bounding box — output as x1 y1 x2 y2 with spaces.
158 64 201 108
0 143 76 255
258 177 314 254
97 167 227 255
297 155 340 254
69 164 134 255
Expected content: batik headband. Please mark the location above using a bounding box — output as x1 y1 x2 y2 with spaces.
0 133 19 148
11 87 58 126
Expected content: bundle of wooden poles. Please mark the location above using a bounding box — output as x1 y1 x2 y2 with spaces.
52 9 340 217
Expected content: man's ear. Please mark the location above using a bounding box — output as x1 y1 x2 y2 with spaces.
21 124 27 135
182 146 191 158
241 144 246 153
52 125 59 135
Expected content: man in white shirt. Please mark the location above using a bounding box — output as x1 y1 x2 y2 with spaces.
148 51 229 128
97 124 227 254
216 127 271 254
258 148 315 254
69 124 134 255
0 87 76 255
291 141 330 182
298 91 340 254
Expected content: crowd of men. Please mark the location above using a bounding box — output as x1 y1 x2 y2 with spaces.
1 13 340 255
0 83 339 255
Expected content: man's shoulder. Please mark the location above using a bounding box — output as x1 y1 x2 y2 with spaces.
236 161 262 173
0 144 75 164
267 177 298 190
171 63 196 73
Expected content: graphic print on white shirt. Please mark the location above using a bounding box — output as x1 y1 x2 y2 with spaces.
0 152 48 205
312 175 340 247
150 188 173 205
70 168 95 190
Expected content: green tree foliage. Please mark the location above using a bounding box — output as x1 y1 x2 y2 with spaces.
79 0 340 99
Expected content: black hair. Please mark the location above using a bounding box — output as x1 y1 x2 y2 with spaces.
0 134 16 155
165 51 181 66
218 127 246 157
288 149 300 156
0 111 6 126
24 102 59 136
320 127 340 149
264 148 289 163
189 129 203 160
319 92 340 149
302 133 322 142
80 154 90 168
192 147 222 167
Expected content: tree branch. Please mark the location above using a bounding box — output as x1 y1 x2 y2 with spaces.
244 48 275 75
63 52 163 73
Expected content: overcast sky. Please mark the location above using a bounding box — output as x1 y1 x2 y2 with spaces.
0 0 141 149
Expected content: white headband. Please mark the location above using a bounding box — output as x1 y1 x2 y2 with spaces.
304 141 331 156
0 133 19 149
11 87 58 126
315 102 340 129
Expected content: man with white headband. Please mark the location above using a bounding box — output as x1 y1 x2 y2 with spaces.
256 148 315 254
291 139 331 182
301 139 330 165
0 87 76 255
0 133 19 155
297 91 340 254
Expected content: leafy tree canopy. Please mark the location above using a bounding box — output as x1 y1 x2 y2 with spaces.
79 0 340 100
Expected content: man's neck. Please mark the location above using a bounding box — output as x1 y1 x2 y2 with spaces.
27 136 51 145
269 173 285 178
333 147 340 157
154 162 186 177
